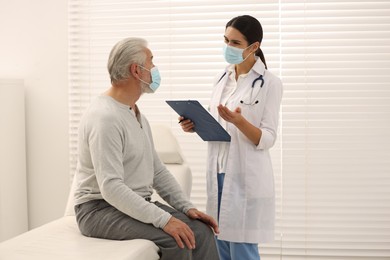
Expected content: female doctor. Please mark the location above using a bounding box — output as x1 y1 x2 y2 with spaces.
180 15 283 260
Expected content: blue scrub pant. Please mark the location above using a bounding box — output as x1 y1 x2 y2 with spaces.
217 173 261 260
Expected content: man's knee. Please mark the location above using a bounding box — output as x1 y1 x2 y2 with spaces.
192 220 215 243
190 220 219 259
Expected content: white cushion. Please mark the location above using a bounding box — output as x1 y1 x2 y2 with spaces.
0 216 159 260
64 174 78 216
150 124 184 164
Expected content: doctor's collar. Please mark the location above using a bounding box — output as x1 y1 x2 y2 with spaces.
225 56 266 77
252 56 266 76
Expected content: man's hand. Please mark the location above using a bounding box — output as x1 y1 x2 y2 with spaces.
186 208 220 234
163 216 196 249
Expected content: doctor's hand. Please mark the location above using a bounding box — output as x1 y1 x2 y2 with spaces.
163 216 196 250
178 116 195 133
217 104 244 126
186 208 220 235
218 104 262 146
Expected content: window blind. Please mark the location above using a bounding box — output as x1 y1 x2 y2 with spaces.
68 1 390 259
277 1 390 259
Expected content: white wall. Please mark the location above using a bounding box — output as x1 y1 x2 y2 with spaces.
0 0 69 230
0 80 28 242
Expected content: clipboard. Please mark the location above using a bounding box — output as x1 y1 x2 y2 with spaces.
166 100 231 142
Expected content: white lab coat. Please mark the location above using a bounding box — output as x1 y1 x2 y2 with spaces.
206 57 283 243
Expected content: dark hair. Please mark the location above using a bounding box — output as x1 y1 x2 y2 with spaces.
226 15 267 69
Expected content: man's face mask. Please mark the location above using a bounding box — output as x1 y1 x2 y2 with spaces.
223 44 254 65
138 65 161 93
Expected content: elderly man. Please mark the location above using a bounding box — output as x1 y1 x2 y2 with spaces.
74 37 219 260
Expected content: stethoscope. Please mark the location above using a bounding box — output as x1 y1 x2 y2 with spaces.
217 72 264 105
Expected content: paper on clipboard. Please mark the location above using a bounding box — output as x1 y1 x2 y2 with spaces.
166 100 231 142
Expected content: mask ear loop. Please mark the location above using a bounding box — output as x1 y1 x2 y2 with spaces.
137 64 152 85
242 43 259 62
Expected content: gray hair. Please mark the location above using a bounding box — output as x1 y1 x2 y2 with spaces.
107 37 148 83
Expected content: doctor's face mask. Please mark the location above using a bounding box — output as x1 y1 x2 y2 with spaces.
138 65 161 93
223 44 254 65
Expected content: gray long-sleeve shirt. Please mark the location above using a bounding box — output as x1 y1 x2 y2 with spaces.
74 95 194 229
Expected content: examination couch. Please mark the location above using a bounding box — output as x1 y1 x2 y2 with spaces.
0 124 192 260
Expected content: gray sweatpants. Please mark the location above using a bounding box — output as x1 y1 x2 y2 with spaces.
75 199 219 260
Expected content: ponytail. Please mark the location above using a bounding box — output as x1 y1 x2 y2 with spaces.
256 48 267 70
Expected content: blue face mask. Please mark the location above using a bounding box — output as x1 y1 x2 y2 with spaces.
223 44 254 64
139 65 161 93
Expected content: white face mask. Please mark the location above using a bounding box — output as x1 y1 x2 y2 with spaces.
138 65 161 94
223 43 255 64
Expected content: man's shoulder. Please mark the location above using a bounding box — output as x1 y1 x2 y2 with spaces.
81 97 124 129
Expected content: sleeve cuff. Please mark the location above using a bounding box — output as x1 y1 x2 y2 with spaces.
256 128 275 150
156 212 172 229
